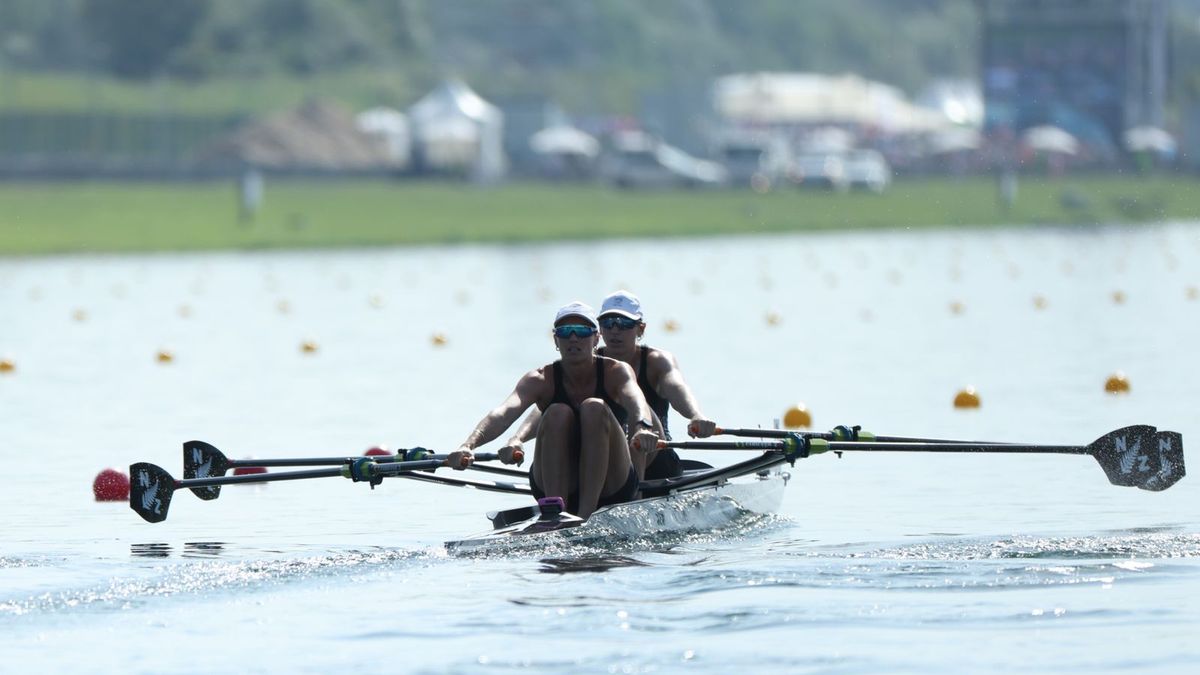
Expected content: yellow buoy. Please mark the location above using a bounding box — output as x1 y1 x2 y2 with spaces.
949 300 966 316
277 299 291 314
156 349 174 364
300 340 319 354
0 358 15 374
431 333 448 347
953 387 981 409
72 308 88 322
369 293 385 309
1032 295 1048 310
765 311 781 326
783 404 812 429
1105 372 1130 394
1186 286 1198 301
663 319 680 333
1111 290 1126 305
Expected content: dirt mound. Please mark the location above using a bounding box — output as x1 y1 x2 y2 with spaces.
198 99 396 170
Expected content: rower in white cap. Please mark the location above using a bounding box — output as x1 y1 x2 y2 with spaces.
594 290 716 480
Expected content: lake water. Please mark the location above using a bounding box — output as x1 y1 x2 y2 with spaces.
2 223 1199 673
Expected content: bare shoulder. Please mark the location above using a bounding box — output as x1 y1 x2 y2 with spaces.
515 364 553 395
643 346 680 379
600 355 636 381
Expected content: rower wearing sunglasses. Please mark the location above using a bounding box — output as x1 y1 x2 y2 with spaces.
446 301 659 519
595 290 716 480
499 290 715 483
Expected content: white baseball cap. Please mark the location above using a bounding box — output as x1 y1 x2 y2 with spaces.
599 290 643 320
554 301 599 328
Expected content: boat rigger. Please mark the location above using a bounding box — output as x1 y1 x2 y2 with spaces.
127 424 1185 549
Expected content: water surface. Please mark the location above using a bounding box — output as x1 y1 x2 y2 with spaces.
2 223 1198 672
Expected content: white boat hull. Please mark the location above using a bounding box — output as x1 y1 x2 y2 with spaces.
445 469 787 554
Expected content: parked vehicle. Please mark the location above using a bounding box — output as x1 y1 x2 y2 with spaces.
604 131 728 189
843 149 892 193
714 134 793 189
790 152 848 191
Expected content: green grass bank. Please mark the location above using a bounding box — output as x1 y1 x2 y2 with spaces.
1 176 1196 256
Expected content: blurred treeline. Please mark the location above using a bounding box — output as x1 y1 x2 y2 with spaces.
0 0 988 113
3 0 1200 115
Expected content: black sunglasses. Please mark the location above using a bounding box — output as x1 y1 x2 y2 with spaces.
599 316 640 330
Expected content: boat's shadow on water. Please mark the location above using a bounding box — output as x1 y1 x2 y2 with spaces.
537 555 651 574
130 542 230 559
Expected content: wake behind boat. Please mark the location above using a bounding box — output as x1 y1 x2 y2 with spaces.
127 424 1185 552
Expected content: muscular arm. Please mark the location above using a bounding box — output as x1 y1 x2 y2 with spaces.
495 407 541 465
507 407 542 445
648 350 715 437
456 370 544 453
606 361 659 454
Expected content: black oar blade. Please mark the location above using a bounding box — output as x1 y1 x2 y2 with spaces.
183 440 228 500
1088 425 1167 491
130 463 177 523
1142 431 1185 492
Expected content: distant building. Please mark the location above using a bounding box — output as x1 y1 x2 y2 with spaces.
710 72 950 147
980 0 1168 158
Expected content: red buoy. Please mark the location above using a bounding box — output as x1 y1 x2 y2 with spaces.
364 446 390 457
93 468 130 501
232 463 267 476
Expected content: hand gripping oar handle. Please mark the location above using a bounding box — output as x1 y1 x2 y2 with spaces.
667 425 1184 492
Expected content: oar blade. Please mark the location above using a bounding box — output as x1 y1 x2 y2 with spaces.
1088 425 1177 491
183 440 227 500
1142 431 1185 492
129 463 176 523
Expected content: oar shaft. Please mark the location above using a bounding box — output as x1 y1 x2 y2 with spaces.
715 428 821 440
218 451 511 469
818 440 1091 455
662 440 785 451
176 456 466 488
666 439 1093 455
176 466 345 488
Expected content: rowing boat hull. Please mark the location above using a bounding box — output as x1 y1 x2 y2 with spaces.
444 469 787 554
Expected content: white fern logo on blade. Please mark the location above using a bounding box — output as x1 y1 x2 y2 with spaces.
137 469 162 514
1115 435 1147 475
1158 436 1174 476
191 446 212 478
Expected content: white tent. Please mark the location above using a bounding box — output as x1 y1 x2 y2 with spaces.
408 79 505 181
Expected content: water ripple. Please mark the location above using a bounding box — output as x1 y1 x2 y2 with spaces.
0 546 434 616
